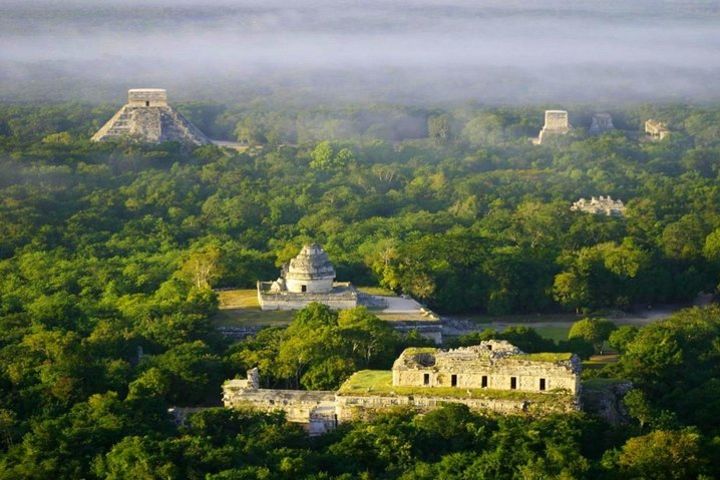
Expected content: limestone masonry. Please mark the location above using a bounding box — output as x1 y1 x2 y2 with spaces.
571 196 626 216
258 243 358 310
533 110 571 144
223 341 581 435
91 89 210 145
645 119 670 140
392 341 580 394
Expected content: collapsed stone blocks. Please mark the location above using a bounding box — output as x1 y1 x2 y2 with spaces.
571 196 626 216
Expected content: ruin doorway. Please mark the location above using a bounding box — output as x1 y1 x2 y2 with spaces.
481 375 488 388
451 374 457 387
301 285 307 293
145 101 150 106
539 379 546 391
423 373 430 385
510 377 517 389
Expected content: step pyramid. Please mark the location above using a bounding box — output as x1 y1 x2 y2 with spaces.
92 89 210 146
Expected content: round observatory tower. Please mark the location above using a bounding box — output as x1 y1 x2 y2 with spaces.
283 244 336 293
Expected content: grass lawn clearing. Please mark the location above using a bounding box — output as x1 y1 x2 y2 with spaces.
531 325 571 342
214 288 294 327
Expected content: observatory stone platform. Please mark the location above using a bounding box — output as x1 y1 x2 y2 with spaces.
258 244 358 311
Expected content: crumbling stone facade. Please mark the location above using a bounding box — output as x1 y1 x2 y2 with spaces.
571 196 626 216
645 119 670 140
92 89 210 145
223 378 337 435
392 341 580 394
335 391 576 422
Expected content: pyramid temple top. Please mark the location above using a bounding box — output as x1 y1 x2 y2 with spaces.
92 88 209 145
128 88 168 107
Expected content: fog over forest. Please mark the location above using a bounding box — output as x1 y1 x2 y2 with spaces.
1 0 719 104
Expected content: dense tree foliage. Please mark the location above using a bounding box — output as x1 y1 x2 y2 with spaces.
3 102 720 314
1 101 720 478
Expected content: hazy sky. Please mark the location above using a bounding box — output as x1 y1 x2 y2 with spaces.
1 0 719 104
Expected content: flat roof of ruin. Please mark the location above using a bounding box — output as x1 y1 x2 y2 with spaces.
399 346 573 363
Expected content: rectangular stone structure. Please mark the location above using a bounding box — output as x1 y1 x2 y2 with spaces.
645 119 669 140
534 110 571 144
128 88 168 107
543 110 570 131
392 341 580 394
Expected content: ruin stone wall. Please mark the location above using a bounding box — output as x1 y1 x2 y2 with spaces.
222 388 336 423
258 293 357 311
257 281 357 311
392 344 580 394
222 387 577 432
645 119 670 140
544 110 570 131
336 393 577 422
392 362 578 394
286 277 334 293
222 386 338 435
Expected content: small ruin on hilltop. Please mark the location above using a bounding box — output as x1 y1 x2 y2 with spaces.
91 89 210 145
223 340 581 435
571 196 626 216
644 119 670 140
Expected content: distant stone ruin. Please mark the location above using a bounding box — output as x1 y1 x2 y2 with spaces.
257 243 358 310
91 89 210 145
223 341 581 435
589 113 615 135
644 119 670 140
533 110 571 144
571 196 626 216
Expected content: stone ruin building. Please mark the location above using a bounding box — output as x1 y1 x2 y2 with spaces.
571 196 626 216
644 119 670 140
533 110 571 145
223 341 581 435
257 243 358 310
391 341 579 393
91 89 210 145
589 113 615 135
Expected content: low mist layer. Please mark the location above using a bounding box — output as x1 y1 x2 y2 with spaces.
1 0 719 104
